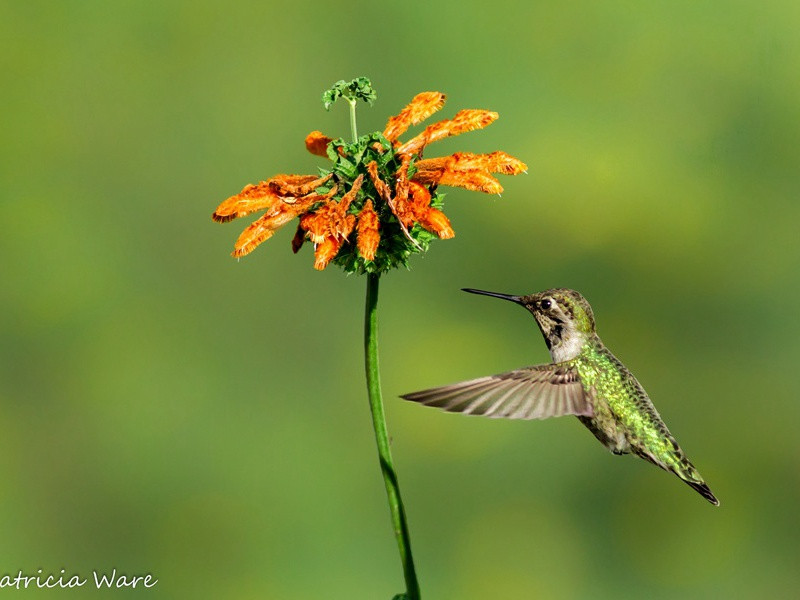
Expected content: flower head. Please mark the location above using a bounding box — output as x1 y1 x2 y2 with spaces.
212 78 527 273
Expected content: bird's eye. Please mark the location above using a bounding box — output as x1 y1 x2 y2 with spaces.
540 299 552 310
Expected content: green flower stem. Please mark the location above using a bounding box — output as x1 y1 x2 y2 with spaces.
348 98 359 141
364 273 420 600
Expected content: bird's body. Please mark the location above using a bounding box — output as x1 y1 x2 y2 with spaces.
401 287 719 506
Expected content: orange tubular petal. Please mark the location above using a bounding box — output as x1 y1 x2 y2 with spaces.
417 207 455 239
392 197 416 228
383 91 447 142
394 154 411 205
413 169 503 194
356 199 380 261
340 174 364 211
268 173 332 197
409 181 431 204
313 236 341 270
389 156 416 228
366 161 392 204
406 179 453 238
305 131 332 157
388 180 426 230
265 174 317 190
416 151 527 175
232 196 316 258
339 214 357 240
212 181 280 223
301 175 362 243
299 211 328 244
397 109 499 155
368 162 420 250
410 156 450 173
410 169 444 187
232 213 278 258
482 151 527 175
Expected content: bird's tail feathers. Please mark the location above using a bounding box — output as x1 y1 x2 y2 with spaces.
682 477 720 506
634 447 720 506
672 459 720 506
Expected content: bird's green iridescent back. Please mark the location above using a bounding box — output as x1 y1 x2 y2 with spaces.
569 336 704 484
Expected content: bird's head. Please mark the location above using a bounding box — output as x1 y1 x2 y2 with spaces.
462 287 596 361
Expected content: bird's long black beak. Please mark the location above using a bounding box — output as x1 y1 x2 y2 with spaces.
462 288 524 305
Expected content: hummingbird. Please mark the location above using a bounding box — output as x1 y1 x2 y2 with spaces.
401 287 719 506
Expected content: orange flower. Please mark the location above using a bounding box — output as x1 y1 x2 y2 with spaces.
397 109 499 155
356 200 379 261
212 182 279 223
407 182 454 239
268 173 332 197
412 169 503 194
383 92 446 142
299 174 362 243
313 236 342 271
416 207 454 239
232 187 337 258
212 87 526 272
305 131 332 157
415 151 527 176
212 174 332 225
366 158 417 246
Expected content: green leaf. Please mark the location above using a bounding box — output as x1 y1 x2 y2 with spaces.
322 76 377 110
350 76 377 105
322 80 348 110
334 161 357 181
326 138 345 162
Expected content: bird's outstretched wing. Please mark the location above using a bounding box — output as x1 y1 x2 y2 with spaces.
401 363 594 420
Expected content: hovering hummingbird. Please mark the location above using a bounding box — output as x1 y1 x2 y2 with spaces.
401 288 719 506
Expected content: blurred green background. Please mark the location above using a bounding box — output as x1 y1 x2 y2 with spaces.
2 1 799 598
